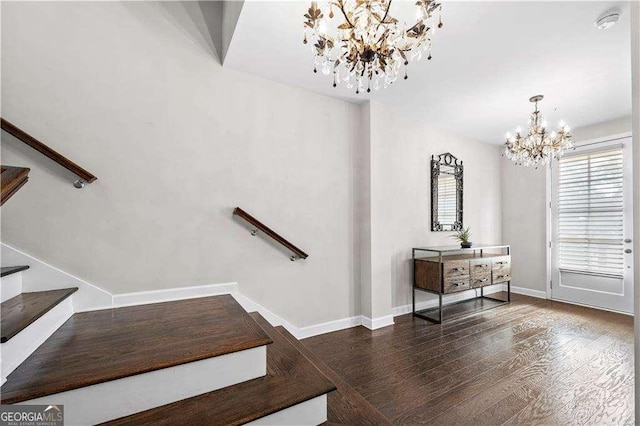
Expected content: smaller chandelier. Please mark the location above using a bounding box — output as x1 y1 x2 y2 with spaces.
503 95 573 168
303 0 443 94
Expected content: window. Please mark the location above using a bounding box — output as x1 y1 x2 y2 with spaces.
557 148 624 277
437 172 457 226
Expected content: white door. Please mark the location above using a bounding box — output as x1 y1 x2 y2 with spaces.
550 136 634 313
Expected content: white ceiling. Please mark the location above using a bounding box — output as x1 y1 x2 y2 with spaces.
224 1 632 144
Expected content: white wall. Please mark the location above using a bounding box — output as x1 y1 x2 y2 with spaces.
0 1 360 327
500 116 633 293
500 158 547 292
630 2 640 422
368 101 503 310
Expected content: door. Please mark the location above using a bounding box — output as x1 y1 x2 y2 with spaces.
550 136 634 313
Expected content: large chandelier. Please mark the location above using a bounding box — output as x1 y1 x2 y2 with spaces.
303 0 443 94
503 95 573 168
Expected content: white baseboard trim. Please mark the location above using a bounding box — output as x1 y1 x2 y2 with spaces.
295 315 362 340
1 243 113 312
112 282 239 308
510 285 548 299
361 314 395 330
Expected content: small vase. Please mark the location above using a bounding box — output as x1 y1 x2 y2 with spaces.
461 241 472 248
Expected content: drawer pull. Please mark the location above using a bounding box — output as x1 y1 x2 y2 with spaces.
452 282 465 287
497 275 510 279
496 261 508 265
452 267 466 272
475 264 489 268
476 278 488 283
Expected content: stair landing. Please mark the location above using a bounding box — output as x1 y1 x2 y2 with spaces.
102 312 337 425
0 294 272 404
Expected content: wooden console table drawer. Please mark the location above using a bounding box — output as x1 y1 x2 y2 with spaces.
443 259 469 278
470 258 491 276
492 256 511 270
412 245 511 324
444 276 470 293
493 269 512 284
470 273 491 288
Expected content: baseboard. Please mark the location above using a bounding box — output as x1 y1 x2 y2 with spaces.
1 243 113 312
112 282 239 308
392 285 505 317
232 292 302 338
295 315 362 339
361 314 395 330
510 285 547 299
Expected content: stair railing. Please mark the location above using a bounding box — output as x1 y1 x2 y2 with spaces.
233 207 308 261
1 118 97 188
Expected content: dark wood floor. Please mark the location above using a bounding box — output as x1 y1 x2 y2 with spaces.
304 293 634 425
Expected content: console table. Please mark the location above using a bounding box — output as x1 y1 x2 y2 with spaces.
412 244 511 323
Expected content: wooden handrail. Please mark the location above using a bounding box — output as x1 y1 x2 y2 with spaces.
1 118 97 185
233 207 308 261
1 165 30 206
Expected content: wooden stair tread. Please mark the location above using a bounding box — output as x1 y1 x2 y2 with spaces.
1 288 77 343
0 165 30 206
0 294 272 404
1 265 29 277
276 326 391 425
102 312 337 426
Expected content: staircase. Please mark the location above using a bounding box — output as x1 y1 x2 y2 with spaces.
0 265 338 424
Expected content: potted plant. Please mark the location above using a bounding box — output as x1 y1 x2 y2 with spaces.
451 226 472 248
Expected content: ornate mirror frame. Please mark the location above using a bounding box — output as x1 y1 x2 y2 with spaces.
431 152 463 232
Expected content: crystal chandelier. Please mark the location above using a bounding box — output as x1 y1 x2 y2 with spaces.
503 95 573 168
303 0 443 94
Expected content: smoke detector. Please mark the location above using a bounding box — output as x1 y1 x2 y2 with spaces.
595 9 621 30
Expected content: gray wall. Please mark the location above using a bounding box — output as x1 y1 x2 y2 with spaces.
369 101 503 310
0 1 360 327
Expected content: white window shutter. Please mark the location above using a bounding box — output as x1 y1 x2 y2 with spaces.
557 148 624 277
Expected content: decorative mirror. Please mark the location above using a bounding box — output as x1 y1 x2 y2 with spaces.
431 153 463 231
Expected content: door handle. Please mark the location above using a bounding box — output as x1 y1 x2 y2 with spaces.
625 249 632 254
624 238 632 243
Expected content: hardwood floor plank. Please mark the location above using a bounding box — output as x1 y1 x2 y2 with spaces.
499 335 633 426
303 294 634 424
316 300 547 389
353 303 555 396
276 326 391 425
402 316 625 424
308 294 541 361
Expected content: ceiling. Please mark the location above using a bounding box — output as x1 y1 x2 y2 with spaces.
223 1 632 144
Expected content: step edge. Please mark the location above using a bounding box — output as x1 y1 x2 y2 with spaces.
0 265 29 278
0 287 78 343
1 297 74 381
99 314 335 426
1 335 273 405
275 325 392 425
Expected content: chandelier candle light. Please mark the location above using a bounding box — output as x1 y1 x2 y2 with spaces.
303 0 443 94
503 95 573 168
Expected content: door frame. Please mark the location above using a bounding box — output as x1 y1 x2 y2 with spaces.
546 131 633 312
